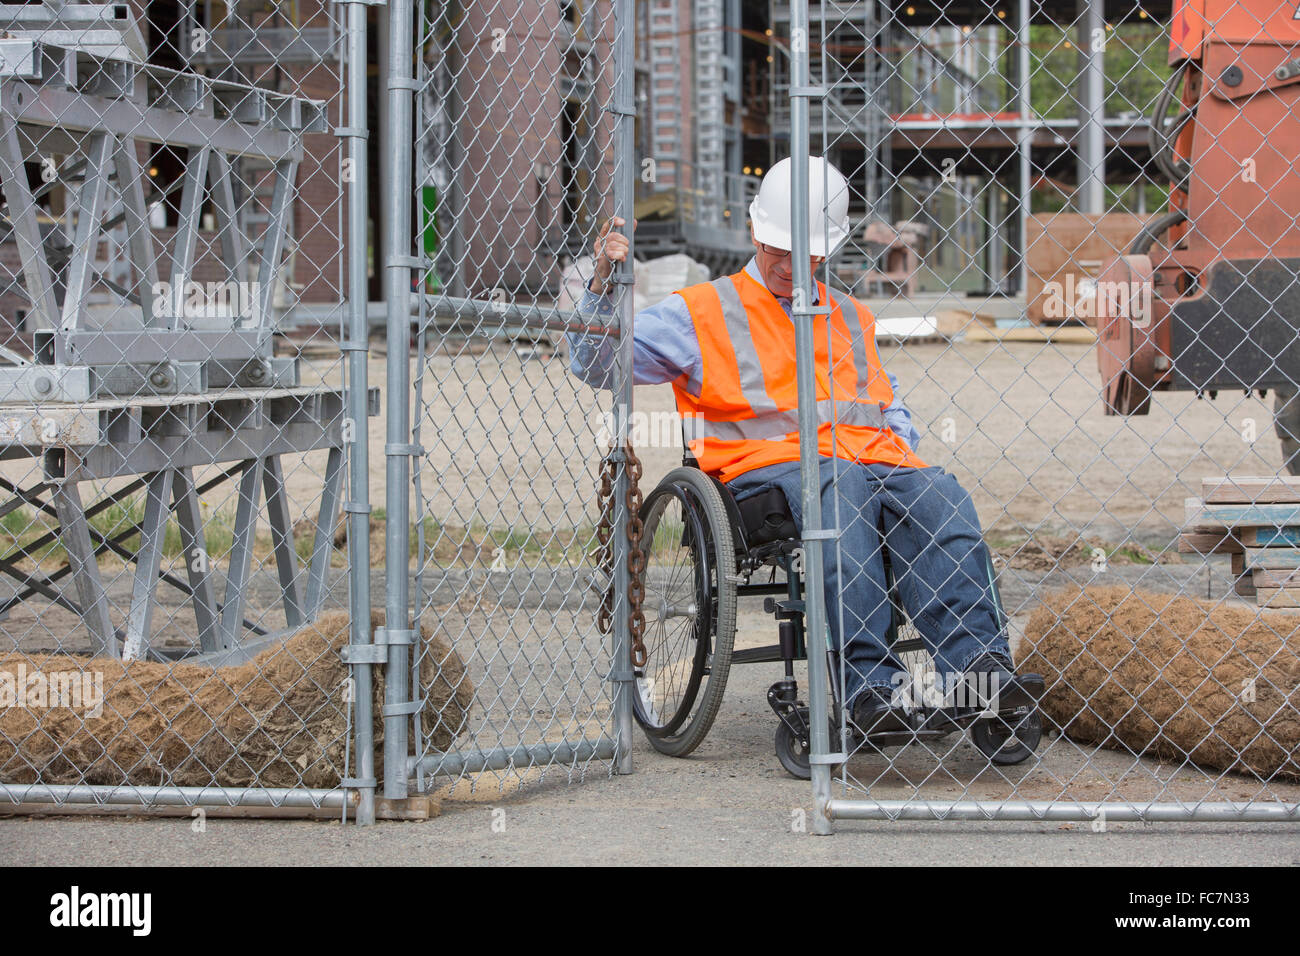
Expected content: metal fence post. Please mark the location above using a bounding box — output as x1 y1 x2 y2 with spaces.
1017 0 1032 296
610 0 638 776
383 0 415 801
342 0 376 827
789 0 835 836
1076 0 1106 214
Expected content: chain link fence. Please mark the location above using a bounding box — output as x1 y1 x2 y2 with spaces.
382 0 640 800
776 0 1300 828
0 0 373 816
4 0 1298 833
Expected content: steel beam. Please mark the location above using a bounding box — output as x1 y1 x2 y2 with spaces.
255 158 298 327
0 108 60 330
122 468 175 660
171 467 220 653
0 79 305 161
50 478 117 656
112 134 161 324
304 444 343 620
47 329 270 365
59 130 115 331
262 455 304 629
168 147 212 327
207 149 251 289
219 457 265 649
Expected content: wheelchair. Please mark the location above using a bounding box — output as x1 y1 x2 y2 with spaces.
632 453 1044 779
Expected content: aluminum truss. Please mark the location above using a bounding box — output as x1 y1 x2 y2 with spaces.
0 384 378 663
0 34 327 402
0 26 359 665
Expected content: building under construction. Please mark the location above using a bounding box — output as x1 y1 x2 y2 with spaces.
0 0 1185 339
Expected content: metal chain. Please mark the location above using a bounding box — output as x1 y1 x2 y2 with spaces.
594 440 647 668
624 444 647 667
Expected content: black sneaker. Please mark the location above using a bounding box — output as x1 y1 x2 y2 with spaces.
959 652 1042 714
851 685 910 736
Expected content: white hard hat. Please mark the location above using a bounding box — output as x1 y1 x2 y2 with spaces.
748 156 851 257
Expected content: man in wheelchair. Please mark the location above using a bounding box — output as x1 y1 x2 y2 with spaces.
567 157 1041 764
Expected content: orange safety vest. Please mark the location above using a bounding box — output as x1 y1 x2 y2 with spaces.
673 270 927 483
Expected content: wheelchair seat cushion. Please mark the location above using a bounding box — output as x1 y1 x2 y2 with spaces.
735 485 800 547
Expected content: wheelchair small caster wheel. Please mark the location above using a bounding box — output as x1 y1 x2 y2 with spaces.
971 708 1042 765
775 708 840 779
775 714 812 779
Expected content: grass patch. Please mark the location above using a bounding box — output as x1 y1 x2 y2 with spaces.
415 519 600 568
0 490 334 573
1110 544 1156 565
0 504 62 564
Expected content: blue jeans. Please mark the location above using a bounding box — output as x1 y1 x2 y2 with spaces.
725 458 1009 711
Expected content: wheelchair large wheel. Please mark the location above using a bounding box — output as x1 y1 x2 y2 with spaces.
632 466 737 757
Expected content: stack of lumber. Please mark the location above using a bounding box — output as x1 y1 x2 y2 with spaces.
1181 476 1300 608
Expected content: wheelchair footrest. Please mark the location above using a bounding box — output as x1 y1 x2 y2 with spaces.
847 704 1019 748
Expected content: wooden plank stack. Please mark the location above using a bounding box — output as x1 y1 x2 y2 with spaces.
1181 476 1300 608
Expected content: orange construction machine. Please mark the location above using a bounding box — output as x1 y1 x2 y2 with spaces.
1097 0 1300 472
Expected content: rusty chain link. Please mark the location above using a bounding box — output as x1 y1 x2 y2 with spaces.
594 440 647 669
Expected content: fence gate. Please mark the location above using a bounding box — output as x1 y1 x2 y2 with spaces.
379 0 639 800
785 0 1300 830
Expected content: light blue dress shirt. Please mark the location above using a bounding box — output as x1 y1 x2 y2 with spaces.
565 257 921 452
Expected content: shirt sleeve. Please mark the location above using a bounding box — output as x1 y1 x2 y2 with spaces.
565 286 703 395
884 371 922 452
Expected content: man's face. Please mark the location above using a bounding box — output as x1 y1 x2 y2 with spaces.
751 227 824 299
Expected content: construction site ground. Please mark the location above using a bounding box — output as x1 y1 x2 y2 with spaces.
3 327 1298 864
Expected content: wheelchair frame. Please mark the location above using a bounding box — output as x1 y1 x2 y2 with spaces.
631 448 1040 778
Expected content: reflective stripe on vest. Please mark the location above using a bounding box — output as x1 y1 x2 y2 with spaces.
712 277 780 416
826 288 875 392
712 277 883 421
682 398 887 442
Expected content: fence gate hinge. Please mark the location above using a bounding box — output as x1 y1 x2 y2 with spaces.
810 753 847 765
374 627 416 646
340 644 386 665
382 700 422 717
384 443 425 458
